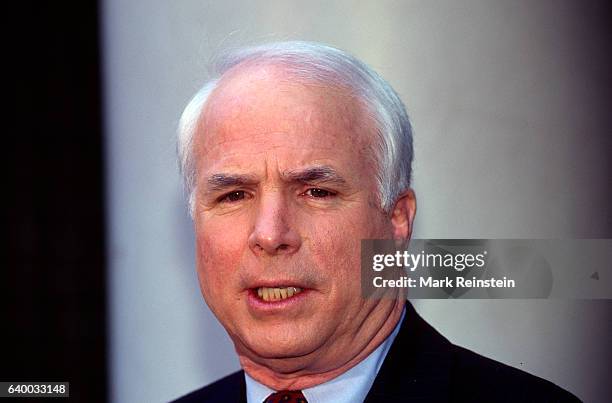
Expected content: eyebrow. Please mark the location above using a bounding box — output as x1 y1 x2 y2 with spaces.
282 165 348 187
205 173 258 191
203 165 349 193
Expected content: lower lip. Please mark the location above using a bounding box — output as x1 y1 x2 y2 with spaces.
246 288 311 312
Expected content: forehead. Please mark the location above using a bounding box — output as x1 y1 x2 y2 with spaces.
195 63 376 171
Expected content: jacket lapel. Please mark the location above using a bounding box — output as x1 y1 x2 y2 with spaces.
364 302 453 402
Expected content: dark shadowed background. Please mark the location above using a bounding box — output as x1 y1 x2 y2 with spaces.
6 2 106 402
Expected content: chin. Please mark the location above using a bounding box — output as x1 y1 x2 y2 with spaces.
238 330 322 360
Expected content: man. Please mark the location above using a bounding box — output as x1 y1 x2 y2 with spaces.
173 41 579 402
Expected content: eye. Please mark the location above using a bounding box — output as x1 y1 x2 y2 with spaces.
219 190 246 203
304 188 335 198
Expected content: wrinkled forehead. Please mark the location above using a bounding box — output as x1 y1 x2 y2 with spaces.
195 62 377 157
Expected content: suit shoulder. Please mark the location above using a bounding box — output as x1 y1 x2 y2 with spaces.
171 370 245 403
450 345 581 402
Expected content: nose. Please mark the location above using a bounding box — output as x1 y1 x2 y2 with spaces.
248 192 301 256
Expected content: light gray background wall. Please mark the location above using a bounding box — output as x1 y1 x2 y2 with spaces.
101 1 611 402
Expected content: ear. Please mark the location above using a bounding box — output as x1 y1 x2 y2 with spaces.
390 189 417 241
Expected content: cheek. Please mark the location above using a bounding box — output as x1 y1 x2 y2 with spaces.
304 208 387 286
195 224 246 298
304 206 388 247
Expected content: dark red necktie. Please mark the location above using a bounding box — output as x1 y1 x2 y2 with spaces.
264 390 308 403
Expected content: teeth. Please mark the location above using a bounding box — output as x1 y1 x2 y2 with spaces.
257 286 303 301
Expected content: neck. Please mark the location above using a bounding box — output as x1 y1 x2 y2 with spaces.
238 298 405 390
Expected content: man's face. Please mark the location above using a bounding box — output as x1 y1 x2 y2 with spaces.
193 65 403 374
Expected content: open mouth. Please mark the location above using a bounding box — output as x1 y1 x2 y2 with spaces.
255 286 303 302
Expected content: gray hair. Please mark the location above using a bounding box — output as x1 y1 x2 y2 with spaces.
177 41 413 217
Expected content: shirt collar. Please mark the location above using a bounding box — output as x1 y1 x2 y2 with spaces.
245 306 406 403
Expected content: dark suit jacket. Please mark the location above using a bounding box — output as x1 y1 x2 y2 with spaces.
173 302 581 402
